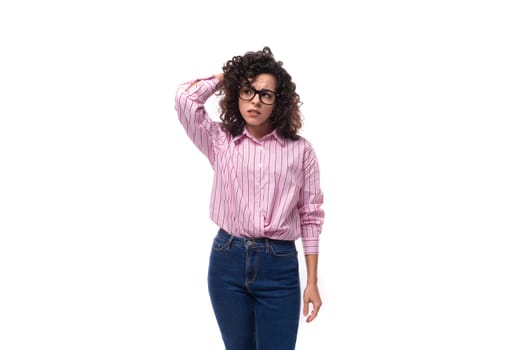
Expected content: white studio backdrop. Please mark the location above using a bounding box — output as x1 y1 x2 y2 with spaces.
1 0 524 349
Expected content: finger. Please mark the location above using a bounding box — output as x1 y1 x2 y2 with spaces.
306 301 321 323
303 298 309 317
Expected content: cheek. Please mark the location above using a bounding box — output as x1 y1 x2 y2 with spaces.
265 106 275 118
238 100 246 112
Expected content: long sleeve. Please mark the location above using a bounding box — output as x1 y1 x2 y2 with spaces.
175 76 325 250
298 142 325 255
174 76 224 165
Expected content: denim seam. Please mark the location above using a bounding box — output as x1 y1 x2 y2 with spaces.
244 249 258 293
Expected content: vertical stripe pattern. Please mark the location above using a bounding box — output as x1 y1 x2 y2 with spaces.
175 76 324 254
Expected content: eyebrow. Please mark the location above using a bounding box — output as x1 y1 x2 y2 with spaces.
243 85 277 94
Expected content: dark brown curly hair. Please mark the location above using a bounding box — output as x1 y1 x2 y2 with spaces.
217 47 302 140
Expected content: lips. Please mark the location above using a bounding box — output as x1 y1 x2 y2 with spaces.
247 109 260 117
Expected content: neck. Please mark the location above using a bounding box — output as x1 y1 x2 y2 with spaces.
246 125 273 140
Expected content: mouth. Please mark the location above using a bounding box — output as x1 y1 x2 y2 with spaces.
247 109 260 117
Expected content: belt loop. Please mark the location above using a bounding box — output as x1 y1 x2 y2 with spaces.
220 228 235 249
265 239 270 254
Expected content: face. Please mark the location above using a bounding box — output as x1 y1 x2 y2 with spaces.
238 73 277 139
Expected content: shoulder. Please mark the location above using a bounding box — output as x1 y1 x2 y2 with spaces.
278 136 317 166
287 135 315 152
211 122 231 144
292 136 322 169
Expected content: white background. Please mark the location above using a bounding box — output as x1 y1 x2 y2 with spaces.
1 0 524 349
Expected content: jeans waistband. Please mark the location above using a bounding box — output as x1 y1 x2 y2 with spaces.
218 228 295 250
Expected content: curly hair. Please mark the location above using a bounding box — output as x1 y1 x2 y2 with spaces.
217 47 302 140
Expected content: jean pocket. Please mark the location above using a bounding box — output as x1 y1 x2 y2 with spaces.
269 242 297 257
212 235 229 251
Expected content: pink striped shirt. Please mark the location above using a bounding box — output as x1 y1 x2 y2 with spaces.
175 76 324 254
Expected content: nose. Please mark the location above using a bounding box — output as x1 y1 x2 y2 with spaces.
251 93 262 105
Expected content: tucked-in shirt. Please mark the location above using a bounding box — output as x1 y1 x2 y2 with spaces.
175 76 324 254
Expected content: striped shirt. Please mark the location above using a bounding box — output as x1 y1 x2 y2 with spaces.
175 76 324 254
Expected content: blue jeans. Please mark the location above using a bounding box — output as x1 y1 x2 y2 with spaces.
208 229 301 350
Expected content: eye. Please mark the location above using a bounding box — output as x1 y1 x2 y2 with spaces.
261 91 272 99
240 86 252 94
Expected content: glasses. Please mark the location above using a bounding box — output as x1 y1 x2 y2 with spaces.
238 85 278 105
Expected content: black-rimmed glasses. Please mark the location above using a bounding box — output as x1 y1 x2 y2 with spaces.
238 85 278 105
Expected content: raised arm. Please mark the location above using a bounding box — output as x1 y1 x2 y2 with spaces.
174 75 224 165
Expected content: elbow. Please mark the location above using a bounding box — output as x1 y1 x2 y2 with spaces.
174 87 186 113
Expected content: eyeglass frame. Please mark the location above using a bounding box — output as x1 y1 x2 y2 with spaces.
238 84 279 105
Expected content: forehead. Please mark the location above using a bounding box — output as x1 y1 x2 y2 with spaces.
248 73 277 90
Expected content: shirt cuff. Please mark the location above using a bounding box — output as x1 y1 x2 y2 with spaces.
302 236 320 255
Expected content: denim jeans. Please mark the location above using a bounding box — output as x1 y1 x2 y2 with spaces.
208 229 301 350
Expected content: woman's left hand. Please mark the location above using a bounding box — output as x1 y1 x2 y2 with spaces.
303 284 322 322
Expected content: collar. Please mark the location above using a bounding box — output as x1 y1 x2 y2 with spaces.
232 128 285 146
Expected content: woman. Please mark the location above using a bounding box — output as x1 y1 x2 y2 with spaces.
174 47 325 350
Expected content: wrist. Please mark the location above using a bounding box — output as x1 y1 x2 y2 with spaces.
306 279 318 286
